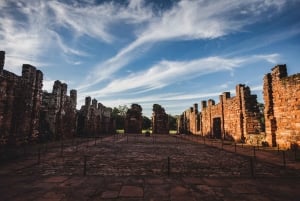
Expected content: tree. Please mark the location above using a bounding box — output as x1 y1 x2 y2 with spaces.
112 105 128 130
168 115 177 130
258 103 265 132
142 116 151 130
118 105 128 117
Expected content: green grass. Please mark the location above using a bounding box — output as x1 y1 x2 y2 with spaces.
169 130 177 135
116 129 177 134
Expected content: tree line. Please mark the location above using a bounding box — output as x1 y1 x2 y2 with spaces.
111 105 177 131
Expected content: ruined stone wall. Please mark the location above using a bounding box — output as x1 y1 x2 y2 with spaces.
77 97 115 136
125 104 142 134
264 65 300 148
39 80 77 141
178 104 200 135
0 51 43 145
180 84 261 142
152 104 169 134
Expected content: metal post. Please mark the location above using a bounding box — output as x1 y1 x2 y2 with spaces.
75 140 78 152
282 151 286 169
167 156 170 177
249 157 254 178
83 155 87 176
60 141 64 156
37 147 41 165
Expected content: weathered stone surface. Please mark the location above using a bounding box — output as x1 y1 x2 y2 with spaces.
119 185 143 197
124 104 142 134
0 51 43 145
263 65 300 148
101 191 119 199
179 84 262 142
152 104 169 134
77 97 115 136
39 80 77 141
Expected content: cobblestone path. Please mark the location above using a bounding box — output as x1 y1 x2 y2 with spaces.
0 134 300 200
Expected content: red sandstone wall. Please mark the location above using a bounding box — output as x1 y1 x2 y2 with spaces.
264 65 300 148
181 84 261 143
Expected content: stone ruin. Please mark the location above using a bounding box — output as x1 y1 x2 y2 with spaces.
152 104 169 134
77 97 115 136
0 51 43 145
39 80 77 141
178 84 262 143
0 51 115 146
1 49 300 149
179 65 300 148
124 104 142 134
264 65 300 148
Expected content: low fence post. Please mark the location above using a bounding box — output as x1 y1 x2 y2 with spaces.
37 147 41 165
167 156 170 177
83 155 87 176
60 141 64 156
282 151 286 169
249 157 255 178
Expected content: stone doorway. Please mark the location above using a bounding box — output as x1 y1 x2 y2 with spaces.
213 117 222 139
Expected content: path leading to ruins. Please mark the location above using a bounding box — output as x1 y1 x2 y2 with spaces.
0 134 300 201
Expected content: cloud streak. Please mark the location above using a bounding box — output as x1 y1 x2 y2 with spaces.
81 53 279 98
0 0 152 73
80 0 288 89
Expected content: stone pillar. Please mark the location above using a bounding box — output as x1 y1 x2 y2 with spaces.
0 51 4 74
70 89 77 109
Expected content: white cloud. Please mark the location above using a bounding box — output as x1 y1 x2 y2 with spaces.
80 53 277 98
0 0 153 71
80 0 289 90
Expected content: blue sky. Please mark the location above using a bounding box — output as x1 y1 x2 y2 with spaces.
1 0 300 117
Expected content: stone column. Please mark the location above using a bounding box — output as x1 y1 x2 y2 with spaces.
0 51 4 74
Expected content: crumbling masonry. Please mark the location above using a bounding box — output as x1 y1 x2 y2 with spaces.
0 51 43 145
178 84 262 143
0 51 115 147
264 65 300 148
39 81 77 141
124 104 142 134
152 104 169 134
77 97 115 136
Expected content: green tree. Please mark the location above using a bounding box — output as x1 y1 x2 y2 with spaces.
112 105 128 130
142 116 151 130
168 115 177 130
258 103 265 132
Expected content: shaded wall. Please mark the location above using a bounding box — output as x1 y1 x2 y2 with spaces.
152 104 169 134
77 97 115 136
39 81 77 141
125 104 142 134
0 51 43 145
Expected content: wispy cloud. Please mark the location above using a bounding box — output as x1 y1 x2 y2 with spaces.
80 0 288 89
0 0 152 72
80 53 279 98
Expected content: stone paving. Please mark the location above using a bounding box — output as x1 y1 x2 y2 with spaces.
0 134 300 200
